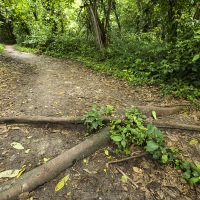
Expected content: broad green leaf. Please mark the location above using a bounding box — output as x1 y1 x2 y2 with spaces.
188 177 200 184
161 154 168 163
192 170 200 177
11 142 24 150
55 174 70 192
121 140 126 148
145 140 159 152
111 135 122 142
192 54 200 62
183 171 191 180
152 111 157 120
0 169 20 178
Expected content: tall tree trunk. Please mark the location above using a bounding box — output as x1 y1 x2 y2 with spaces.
88 2 103 49
167 0 179 42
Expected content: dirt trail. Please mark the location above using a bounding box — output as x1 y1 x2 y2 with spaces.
0 46 200 199
2 45 144 117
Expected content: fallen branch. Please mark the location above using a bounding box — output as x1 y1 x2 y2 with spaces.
106 153 148 168
0 116 84 124
0 105 186 125
1 115 199 132
151 122 200 132
137 105 185 117
0 127 110 200
116 167 138 188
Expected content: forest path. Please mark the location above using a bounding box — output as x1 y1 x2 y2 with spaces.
2 45 148 117
0 46 200 200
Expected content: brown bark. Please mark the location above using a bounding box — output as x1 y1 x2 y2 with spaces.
0 128 110 200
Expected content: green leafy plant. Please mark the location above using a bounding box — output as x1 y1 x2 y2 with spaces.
110 108 147 154
109 107 200 184
82 104 113 134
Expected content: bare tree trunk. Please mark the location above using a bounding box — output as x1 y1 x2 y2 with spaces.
88 3 103 49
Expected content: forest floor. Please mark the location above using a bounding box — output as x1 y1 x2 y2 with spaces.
0 45 200 200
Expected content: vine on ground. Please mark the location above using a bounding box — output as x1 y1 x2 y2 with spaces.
83 105 200 184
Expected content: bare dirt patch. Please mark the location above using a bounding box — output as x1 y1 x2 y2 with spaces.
0 46 200 199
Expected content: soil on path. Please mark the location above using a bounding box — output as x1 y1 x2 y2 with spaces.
0 45 200 199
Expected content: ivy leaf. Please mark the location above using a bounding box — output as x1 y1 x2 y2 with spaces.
145 140 159 152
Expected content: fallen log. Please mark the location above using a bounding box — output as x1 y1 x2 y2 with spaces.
0 127 110 200
137 105 184 117
0 105 184 124
0 116 199 132
0 116 84 124
151 121 200 132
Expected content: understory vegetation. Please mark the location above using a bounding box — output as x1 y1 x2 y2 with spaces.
0 43 4 53
0 0 200 102
83 104 200 184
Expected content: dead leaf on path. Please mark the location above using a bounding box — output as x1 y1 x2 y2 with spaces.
52 129 60 133
83 169 98 174
0 124 7 129
0 169 20 178
121 184 129 191
189 139 198 145
67 192 71 196
55 174 70 192
43 157 50 163
104 149 109 156
133 167 143 174
152 110 157 120
11 126 20 130
17 167 26 178
10 142 24 150
25 149 31 154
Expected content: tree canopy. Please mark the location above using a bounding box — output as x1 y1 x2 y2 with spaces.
0 0 200 101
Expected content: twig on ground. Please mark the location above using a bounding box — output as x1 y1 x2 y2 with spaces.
106 153 148 168
116 167 139 188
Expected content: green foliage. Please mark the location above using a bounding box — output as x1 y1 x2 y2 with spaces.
109 106 200 184
83 105 200 184
110 108 147 154
0 44 5 54
14 45 39 53
82 104 113 134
